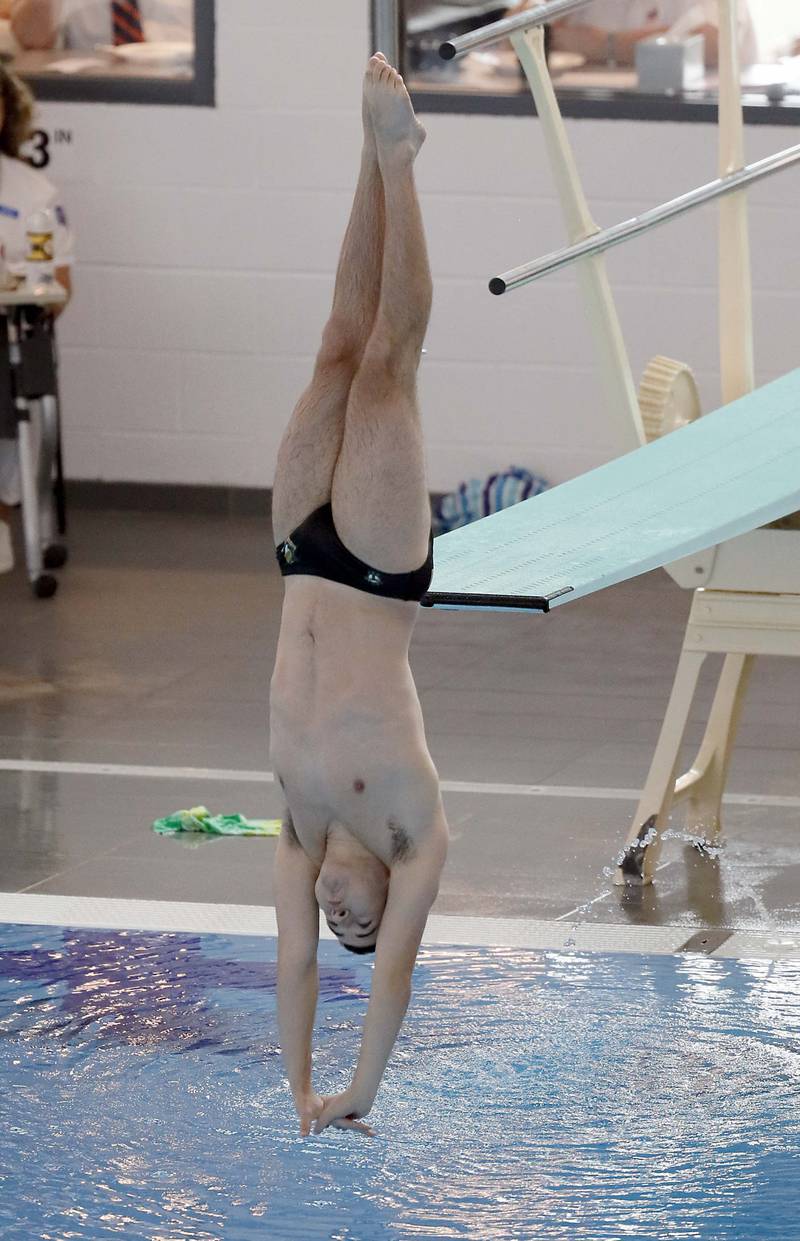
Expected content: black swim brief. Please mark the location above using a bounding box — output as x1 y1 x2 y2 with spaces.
276 503 433 603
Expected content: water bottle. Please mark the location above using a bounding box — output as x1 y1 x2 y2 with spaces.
25 207 56 292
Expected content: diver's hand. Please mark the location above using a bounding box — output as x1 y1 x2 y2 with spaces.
312 1089 375 1137
295 1089 325 1137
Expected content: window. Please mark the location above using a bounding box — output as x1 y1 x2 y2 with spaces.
393 1 800 124
1 0 214 106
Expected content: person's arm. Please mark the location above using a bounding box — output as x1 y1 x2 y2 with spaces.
10 0 59 50
313 807 448 1133
274 829 322 1127
553 16 722 69
693 22 718 67
52 265 71 317
550 18 669 66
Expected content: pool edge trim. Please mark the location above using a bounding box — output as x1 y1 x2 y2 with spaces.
1 893 798 960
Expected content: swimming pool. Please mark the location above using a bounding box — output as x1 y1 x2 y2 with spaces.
2 921 799 1240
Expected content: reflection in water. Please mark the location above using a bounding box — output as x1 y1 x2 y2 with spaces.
1 927 799 1239
684 841 725 924
0 927 366 1052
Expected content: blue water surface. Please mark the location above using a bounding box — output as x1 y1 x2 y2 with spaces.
1 922 799 1241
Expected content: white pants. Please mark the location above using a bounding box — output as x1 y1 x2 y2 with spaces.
0 441 20 503
0 439 20 505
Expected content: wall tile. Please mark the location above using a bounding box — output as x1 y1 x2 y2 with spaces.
217 23 368 110
425 440 617 493
256 111 365 191
175 188 352 272
60 348 181 433
66 431 277 486
228 0 366 30
59 268 264 353
33 8 799 489
40 103 262 191
418 359 599 450
178 352 312 441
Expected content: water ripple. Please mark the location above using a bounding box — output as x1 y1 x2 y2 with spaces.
1 926 799 1239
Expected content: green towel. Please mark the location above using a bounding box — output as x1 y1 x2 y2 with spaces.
153 805 282 837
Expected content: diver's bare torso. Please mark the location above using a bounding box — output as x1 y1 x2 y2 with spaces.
270 575 441 868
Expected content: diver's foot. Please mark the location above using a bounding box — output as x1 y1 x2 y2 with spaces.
361 55 384 161
365 54 426 168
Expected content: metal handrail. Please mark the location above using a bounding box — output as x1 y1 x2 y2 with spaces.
490 142 800 294
372 0 403 66
439 0 593 61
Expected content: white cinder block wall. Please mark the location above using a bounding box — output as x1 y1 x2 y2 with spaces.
41 0 799 494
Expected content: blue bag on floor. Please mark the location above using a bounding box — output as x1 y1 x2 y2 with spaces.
433 466 548 535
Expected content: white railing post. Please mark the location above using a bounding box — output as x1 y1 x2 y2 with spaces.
717 0 755 405
510 20 644 452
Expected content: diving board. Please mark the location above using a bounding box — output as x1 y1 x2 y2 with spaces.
423 369 800 613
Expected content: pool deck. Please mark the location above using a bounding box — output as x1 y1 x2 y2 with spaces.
2 507 800 945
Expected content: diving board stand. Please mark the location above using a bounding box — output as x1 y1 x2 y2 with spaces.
433 0 800 887
423 369 800 885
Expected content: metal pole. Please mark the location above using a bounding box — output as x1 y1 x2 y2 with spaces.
490 142 800 294
372 0 402 67
440 0 593 60
717 0 754 406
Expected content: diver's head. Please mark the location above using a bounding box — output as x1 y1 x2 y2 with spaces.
315 825 389 954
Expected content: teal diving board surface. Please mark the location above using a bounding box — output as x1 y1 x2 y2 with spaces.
423 368 800 612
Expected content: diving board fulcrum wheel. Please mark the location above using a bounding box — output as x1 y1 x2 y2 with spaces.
638 356 702 442
639 357 712 589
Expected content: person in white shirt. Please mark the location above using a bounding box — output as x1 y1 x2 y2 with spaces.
10 0 192 50
0 62 72 573
551 0 758 68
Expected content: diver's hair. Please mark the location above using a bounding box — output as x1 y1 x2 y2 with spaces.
342 941 376 956
0 63 36 158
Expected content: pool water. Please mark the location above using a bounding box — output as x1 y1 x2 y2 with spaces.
1 922 799 1240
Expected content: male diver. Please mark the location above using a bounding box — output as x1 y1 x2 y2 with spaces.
270 55 448 1137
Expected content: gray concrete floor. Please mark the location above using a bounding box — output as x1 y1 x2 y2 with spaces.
1 508 799 933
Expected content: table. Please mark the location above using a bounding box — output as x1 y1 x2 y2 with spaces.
409 44 800 103
8 47 192 82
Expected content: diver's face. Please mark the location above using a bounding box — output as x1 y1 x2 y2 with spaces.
316 856 389 951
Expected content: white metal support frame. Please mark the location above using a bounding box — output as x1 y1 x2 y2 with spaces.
441 0 645 455
617 0 800 884
509 20 645 456
438 0 800 887
618 590 800 885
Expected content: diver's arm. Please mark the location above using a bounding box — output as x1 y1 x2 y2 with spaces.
275 831 321 1113
550 18 668 65
314 808 448 1130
